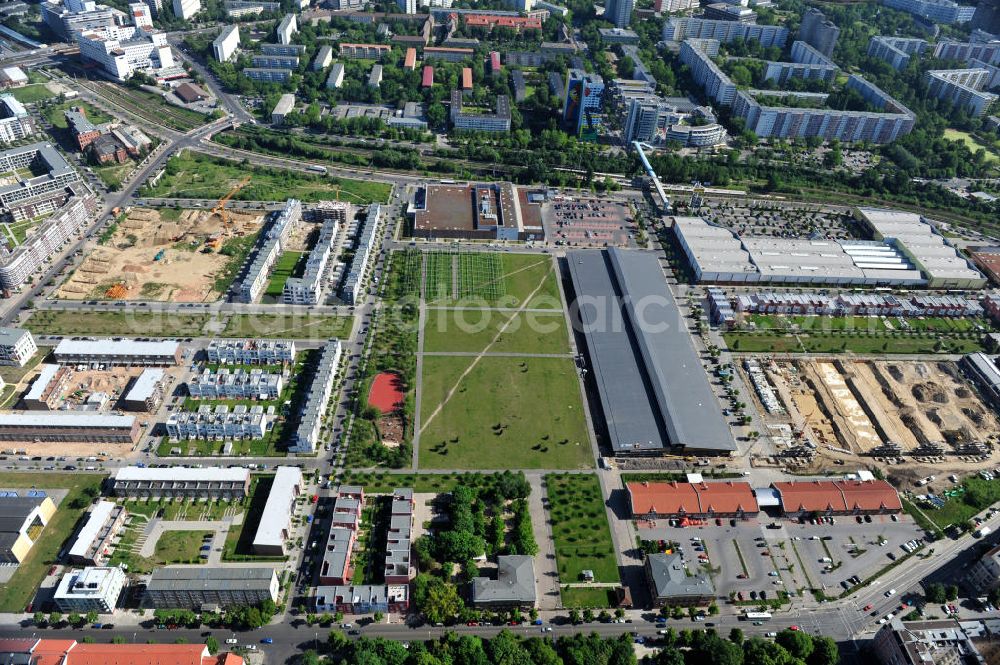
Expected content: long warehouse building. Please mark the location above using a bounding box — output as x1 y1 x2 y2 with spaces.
567 248 737 455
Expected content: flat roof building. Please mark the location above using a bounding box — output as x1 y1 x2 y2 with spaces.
113 466 251 499
206 339 295 366
144 567 279 609
122 368 166 412
291 340 341 453
0 412 140 444
53 566 127 613
271 93 295 124
212 24 239 63
252 466 302 556
568 248 736 455
410 182 540 241
53 338 181 366
67 500 127 566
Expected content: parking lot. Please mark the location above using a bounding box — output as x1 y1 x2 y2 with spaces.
541 196 635 247
637 513 924 603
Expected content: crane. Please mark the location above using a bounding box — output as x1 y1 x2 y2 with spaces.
212 175 252 233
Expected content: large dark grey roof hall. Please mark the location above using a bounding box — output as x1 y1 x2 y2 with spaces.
567 248 736 454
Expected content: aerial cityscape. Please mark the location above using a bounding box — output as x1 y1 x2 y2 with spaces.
0 0 995 661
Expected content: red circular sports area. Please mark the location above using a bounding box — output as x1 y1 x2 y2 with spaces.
368 372 405 414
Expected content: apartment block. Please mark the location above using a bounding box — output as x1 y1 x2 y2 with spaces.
77 25 174 81
450 90 511 132
338 43 391 60
187 367 283 400
244 68 291 82
797 7 839 57
290 339 341 453
212 25 239 63
113 466 251 499
925 68 999 116
0 95 33 145
206 339 296 365
283 217 339 305
171 0 200 19
67 500 127 566
868 35 927 69
53 566 127 613
276 13 297 44
144 567 279 609
251 54 299 69
165 404 274 441
680 40 737 106
662 17 788 47
235 198 298 302
881 0 975 23
313 45 333 70
340 203 381 304
0 327 35 367
0 413 140 444
252 466 302 556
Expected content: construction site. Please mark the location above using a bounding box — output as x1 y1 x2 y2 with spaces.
56 205 264 302
741 357 1000 482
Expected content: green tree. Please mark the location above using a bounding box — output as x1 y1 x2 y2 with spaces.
32 612 45 626
808 636 839 665
85 611 99 625
112 636 126 644
926 583 947 604
48 612 62 626
729 628 744 644
300 650 320 665
373 611 384 624
776 630 814 661
205 637 219 655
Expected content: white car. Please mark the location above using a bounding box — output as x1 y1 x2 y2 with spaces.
225 638 238 645
244 645 257 651
886 588 897 597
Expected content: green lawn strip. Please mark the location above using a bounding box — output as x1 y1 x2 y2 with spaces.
143 152 390 204
337 471 529 494
724 332 983 355
901 497 945 538
154 530 213 565
264 251 305 298
546 474 619 585
9 84 55 104
418 356 592 470
23 310 214 337
222 313 352 339
560 586 615 609
745 313 990 334
422 309 570 355
0 473 104 612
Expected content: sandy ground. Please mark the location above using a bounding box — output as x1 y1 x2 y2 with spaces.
811 361 882 454
57 207 263 302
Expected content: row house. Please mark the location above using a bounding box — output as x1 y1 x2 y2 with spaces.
187 368 283 400
165 404 273 441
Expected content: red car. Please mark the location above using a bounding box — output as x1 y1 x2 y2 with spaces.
789 626 800 631
761 551 770 556
466 622 479 626
863 604 873 612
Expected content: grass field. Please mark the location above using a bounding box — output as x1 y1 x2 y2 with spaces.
418 356 592 469
222 313 352 339
144 153 391 204
422 253 562 309
723 331 983 354
154 530 212 565
745 314 989 334
264 251 305 298
0 473 104 612
24 310 215 337
912 476 1000 531
9 84 55 104
560 587 617 608
93 161 134 190
944 128 1000 164
422 310 570 355
545 474 619 590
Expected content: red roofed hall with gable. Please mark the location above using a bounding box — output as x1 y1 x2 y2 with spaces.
627 481 759 519
771 479 901 516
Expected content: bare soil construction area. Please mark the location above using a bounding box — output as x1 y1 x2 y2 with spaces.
57 207 263 302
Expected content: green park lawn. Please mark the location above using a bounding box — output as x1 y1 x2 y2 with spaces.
418 355 592 470
422 309 570 355
0 473 104 612
943 128 999 164
144 153 391 204
44 101 112 129
723 331 983 354
545 474 620 588
153 530 213 565
423 253 562 309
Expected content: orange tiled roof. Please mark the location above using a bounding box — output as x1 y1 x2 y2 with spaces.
627 481 759 515
771 480 901 513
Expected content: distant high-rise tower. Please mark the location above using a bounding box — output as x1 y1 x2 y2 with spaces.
798 7 839 57
605 0 634 28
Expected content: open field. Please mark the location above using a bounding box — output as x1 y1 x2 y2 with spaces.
724 331 983 354
222 313 352 339
422 309 570 355
419 355 591 469
745 313 989 334
143 153 390 204
545 474 619 591
944 129 1000 165
0 472 104 612
24 310 215 337
57 207 264 302
912 476 1000 531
